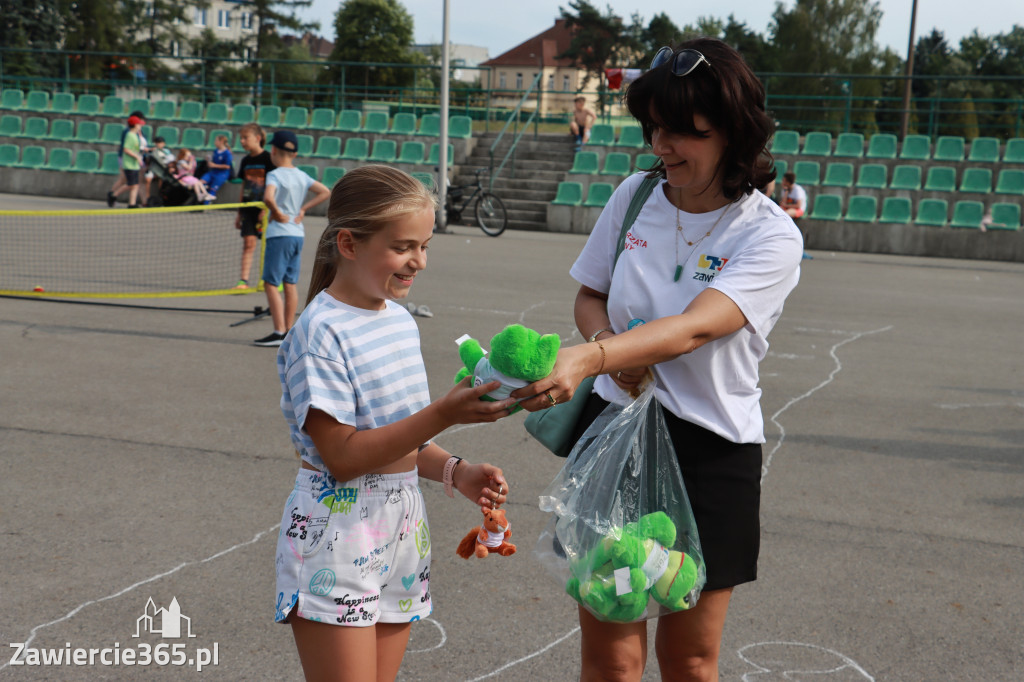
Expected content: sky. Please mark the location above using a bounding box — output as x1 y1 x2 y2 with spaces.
295 0 1018 60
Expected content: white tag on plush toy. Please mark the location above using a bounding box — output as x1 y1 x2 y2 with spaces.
641 541 670 590
454 334 478 348
613 567 633 596
472 357 529 401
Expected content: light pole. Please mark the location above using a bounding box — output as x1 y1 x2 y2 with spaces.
900 0 919 139
436 0 451 231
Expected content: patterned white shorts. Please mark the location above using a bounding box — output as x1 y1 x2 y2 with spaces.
274 467 432 627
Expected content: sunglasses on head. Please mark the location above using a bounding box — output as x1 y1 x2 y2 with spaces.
649 47 711 76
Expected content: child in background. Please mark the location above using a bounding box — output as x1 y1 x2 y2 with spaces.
200 134 233 199
107 110 148 208
121 115 145 209
253 130 330 347
234 123 275 290
273 164 513 680
172 148 215 204
144 136 175 203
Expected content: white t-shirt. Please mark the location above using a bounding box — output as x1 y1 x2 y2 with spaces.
570 173 803 444
781 182 807 210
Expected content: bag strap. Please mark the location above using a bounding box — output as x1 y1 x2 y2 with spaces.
614 175 661 264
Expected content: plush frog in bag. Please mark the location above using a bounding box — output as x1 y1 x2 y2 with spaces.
565 511 700 622
454 324 560 412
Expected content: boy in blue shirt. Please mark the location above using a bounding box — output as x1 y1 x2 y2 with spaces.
254 130 331 347
200 134 233 199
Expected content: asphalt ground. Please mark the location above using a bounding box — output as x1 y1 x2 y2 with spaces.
1 193 1022 680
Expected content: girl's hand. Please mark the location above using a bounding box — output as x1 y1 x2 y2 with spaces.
509 345 592 412
454 462 508 508
437 377 515 425
234 213 241 230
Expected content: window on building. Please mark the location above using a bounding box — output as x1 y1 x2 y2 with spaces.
562 75 571 91
171 40 180 57
194 8 206 26
547 74 554 90
499 72 506 89
217 10 230 29
243 47 254 63
240 12 252 29
515 73 523 89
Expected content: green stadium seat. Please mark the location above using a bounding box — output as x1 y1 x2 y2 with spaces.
76 94 100 116
368 139 397 163
207 129 232 149
313 136 342 158
771 130 799 156
822 162 854 188
180 127 206 150
52 92 75 114
205 102 229 124
0 114 21 137
425 142 453 166
336 110 362 132
1 89 25 110
879 196 912 224
74 120 101 143
599 152 631 176
967 137 1000 163
22 117 48 139
362 112 389 134
415 113 440 136
100 96 125 117
959 167 992 194
568 151 599 174
616 126 645 148
230 104 255 124
448 115 472 139
889 165 922 191
809 194 843 221
411 171 436 189
390 112 417 135
0 143 17 166
17 145 46 168
309 108 336 130
995 169 1024 195
99 151 121 175
773 159 787 178
833 132 864 158
924 166 956 192
152 100 176 120
323 166 347 187
36 147 65 173
856 163 887 189
297 164 319 180
396 141 425 164
1003 138 1024 164
258 104 282 125
25 90 50 112
583 182 614 207
284 106 309 128
933 136 965 162
71 149 100 173
635 152 658 171
339 137 369 161
900 134 930 160
844 195 877 222
866 133 897 159
587 124 615 146
126 98 150 116
793 160 820 186
551 181 583 206
141 124 153 142
296 134 314 156
989 203 1021 230
950 200 984 229
915 199 948 226
176 101 203 122
155 125 179 147
47 118 74 141
101 122 123 145
801 131 832 156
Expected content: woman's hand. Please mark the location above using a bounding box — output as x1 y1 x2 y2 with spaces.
611 367 651 396
436 377 515 425
454 462 508 508
509 344 595 412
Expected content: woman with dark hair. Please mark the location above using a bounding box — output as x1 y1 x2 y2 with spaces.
514 38 802 680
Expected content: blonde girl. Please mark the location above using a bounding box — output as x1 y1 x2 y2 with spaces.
273 165 513 681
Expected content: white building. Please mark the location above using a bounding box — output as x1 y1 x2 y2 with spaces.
411 43 489 84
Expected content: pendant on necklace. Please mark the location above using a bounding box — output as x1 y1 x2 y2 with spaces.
673 265 683 282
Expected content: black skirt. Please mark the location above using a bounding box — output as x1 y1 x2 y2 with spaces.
570 392 762 591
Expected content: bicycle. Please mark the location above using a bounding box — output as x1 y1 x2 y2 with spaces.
444 167 508 237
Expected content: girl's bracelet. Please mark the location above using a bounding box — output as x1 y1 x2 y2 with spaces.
443 456 464 498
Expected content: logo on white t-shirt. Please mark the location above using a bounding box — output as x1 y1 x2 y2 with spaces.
624 231 648 250
693 254 729 282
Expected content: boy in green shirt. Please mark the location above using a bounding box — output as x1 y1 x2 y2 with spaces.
121 115 145 209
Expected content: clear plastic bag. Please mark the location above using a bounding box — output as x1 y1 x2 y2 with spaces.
535 382 705 623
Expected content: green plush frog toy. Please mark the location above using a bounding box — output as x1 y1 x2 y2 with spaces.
454 324 560 411
565 511 700 622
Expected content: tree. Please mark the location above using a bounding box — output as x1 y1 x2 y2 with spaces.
0 0 66 79
240 0 319 97
324 0 423 92
557 0 640 110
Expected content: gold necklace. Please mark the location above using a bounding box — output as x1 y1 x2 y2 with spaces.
674 199 734 282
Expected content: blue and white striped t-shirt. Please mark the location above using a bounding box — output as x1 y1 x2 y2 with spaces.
277 291 432 471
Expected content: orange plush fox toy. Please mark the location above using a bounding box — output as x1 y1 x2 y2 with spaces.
456 507 517 559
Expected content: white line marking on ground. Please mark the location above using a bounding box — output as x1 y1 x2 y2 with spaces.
937 401 1024 410
464 626 581 681
737 641 875 681
0 524 279 670
406 618 447 653
761 326 892 485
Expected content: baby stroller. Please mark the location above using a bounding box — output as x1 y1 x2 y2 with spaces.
145 155 209 207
